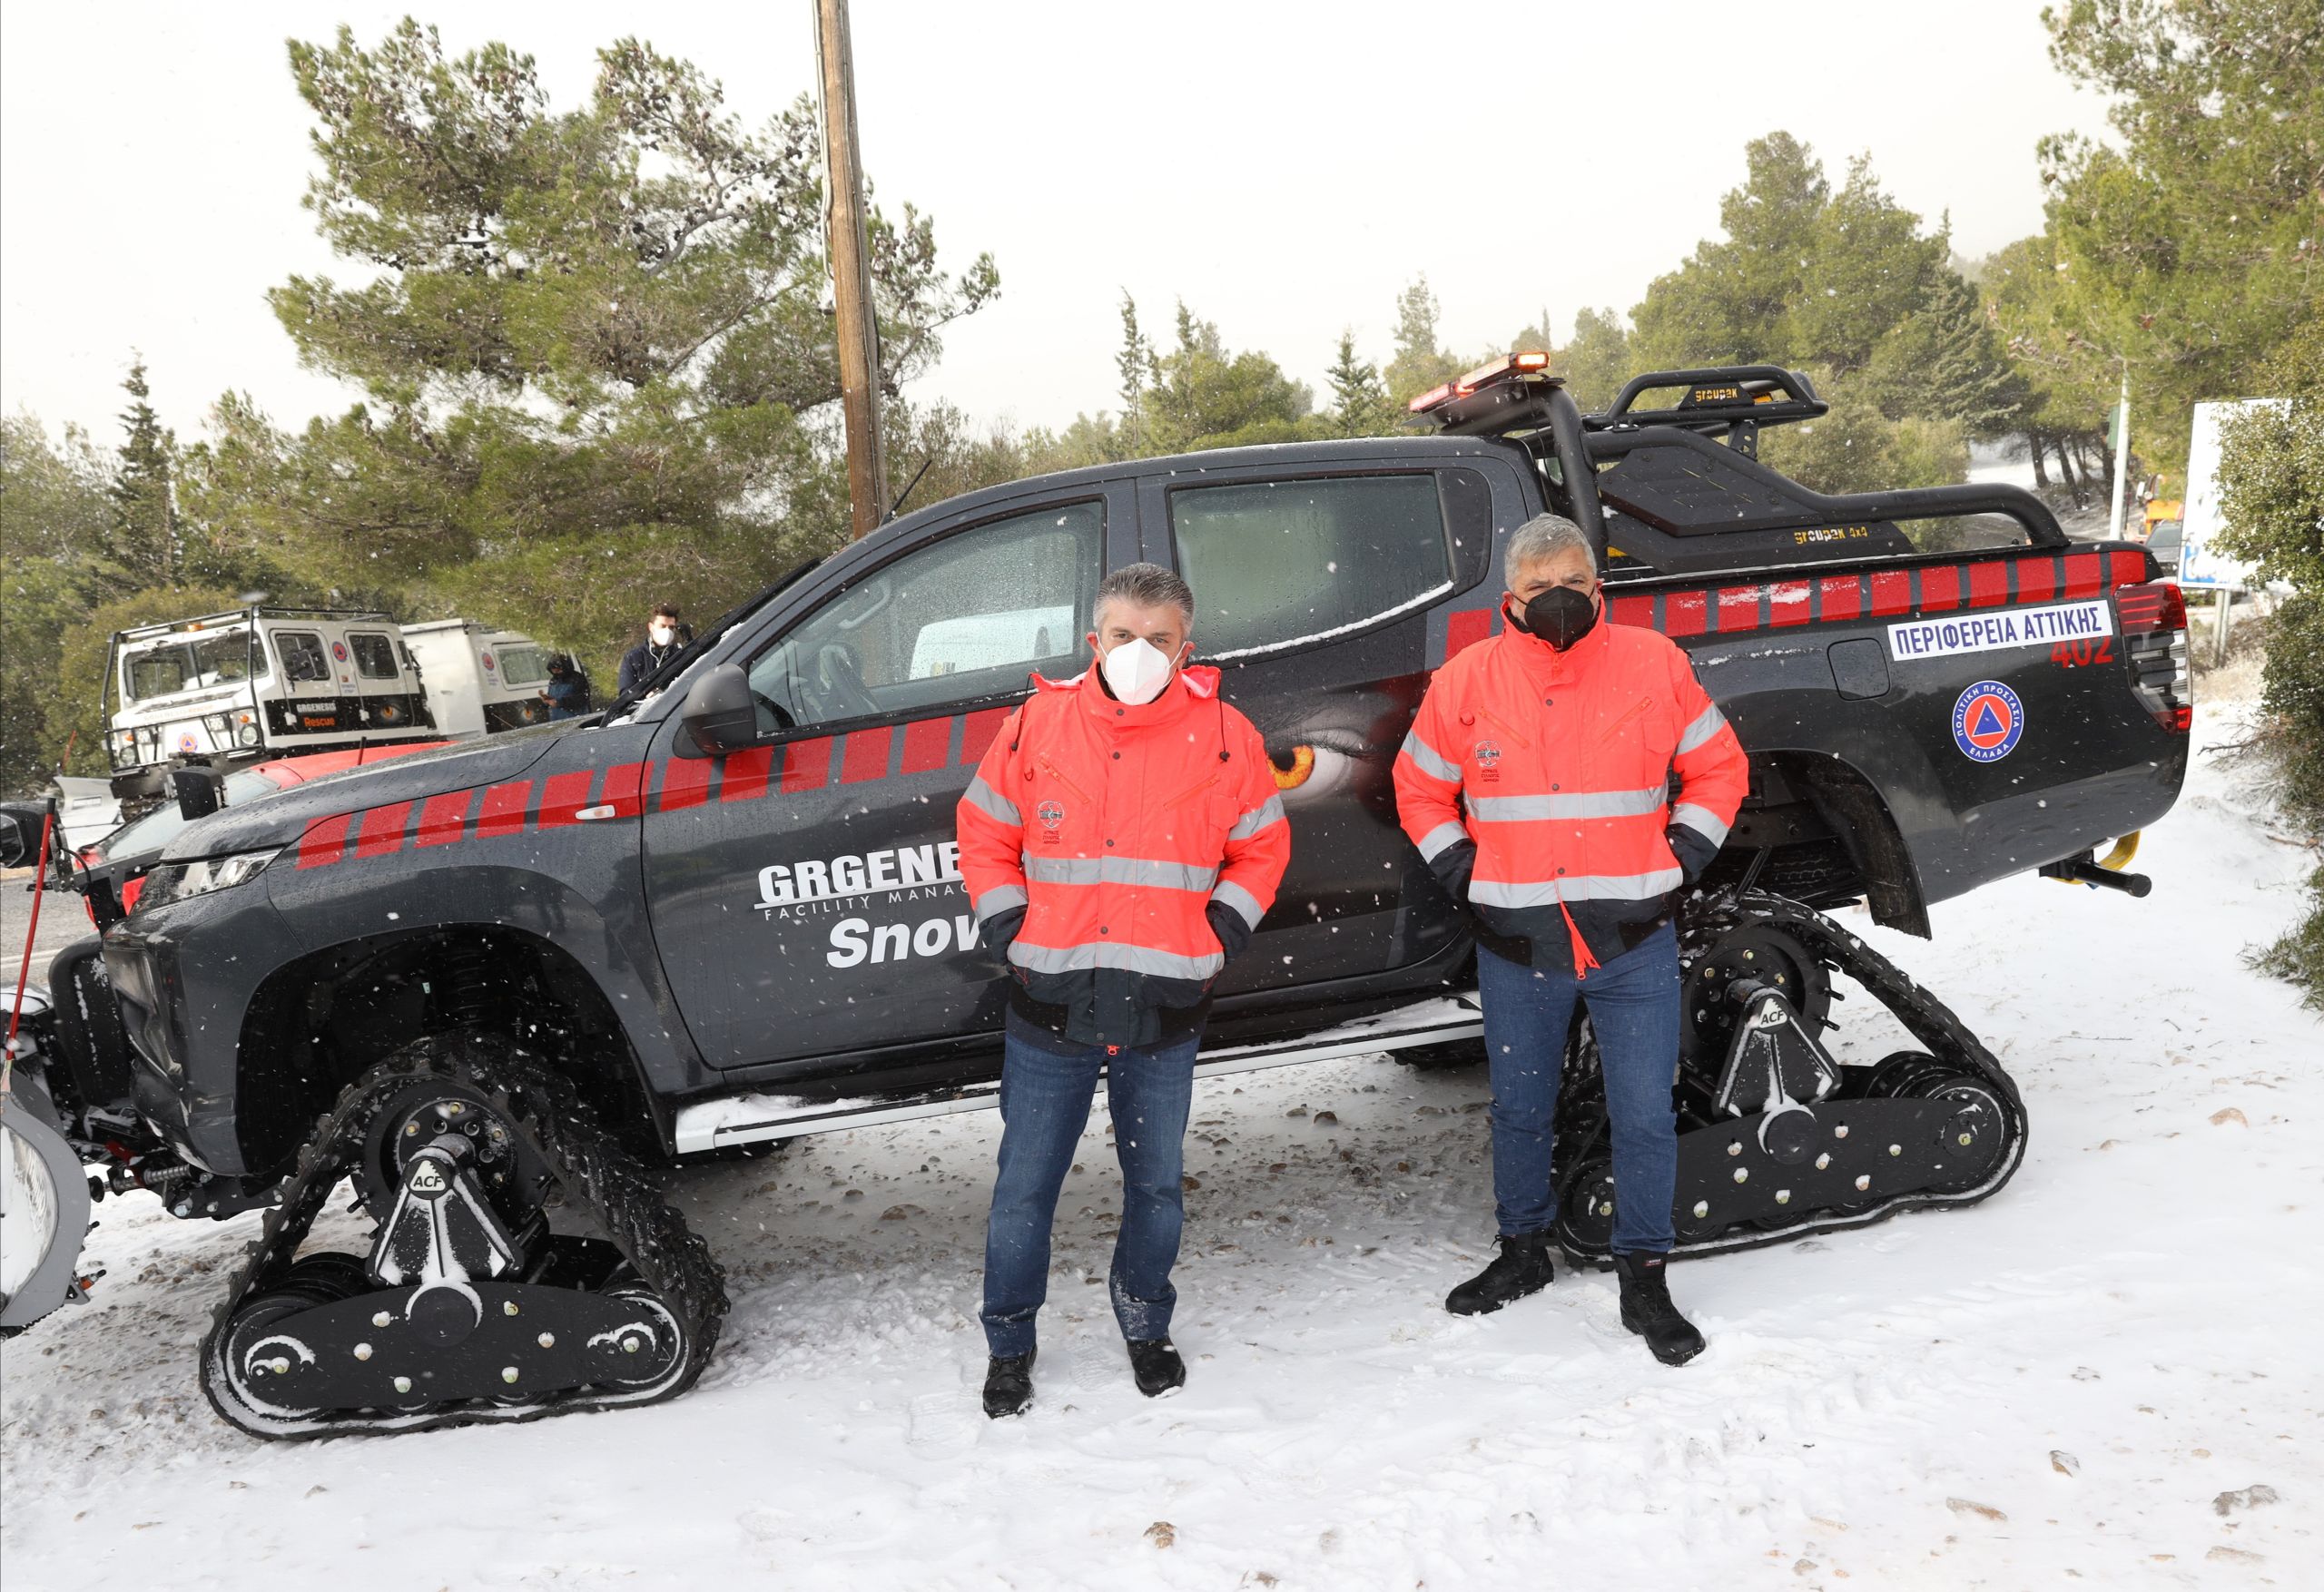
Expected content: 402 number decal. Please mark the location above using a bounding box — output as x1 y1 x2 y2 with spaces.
2050 637 2115 668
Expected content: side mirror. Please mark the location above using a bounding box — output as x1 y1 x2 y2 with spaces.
0 801 50 869
172 766 228 822
680 663 756 756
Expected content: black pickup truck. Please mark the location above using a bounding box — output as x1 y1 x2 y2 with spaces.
0 361 2191 1436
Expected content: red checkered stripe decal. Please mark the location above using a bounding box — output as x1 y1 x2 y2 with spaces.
293 705 1015 870
1433 547 2153 663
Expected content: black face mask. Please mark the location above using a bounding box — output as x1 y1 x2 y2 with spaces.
1507 586 1600 651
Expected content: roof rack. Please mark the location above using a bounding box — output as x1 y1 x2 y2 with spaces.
1588 366 1827 456
112 604 399 644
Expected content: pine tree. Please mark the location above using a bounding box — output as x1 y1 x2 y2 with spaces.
1115 290 1150 456
1382 276 1467 406
104 359 179 593
1325 331 1398 438
1864 272 2035 438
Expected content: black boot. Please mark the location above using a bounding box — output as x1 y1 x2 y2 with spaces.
1614 1251 1706 1365
982 1349 1037 1418
1127 1338 1187 1397
1444 1232 1556 1316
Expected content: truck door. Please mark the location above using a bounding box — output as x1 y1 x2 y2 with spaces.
345 627 426 734
1139 462 1511 996
264 626 345 744
641 486 1130 1072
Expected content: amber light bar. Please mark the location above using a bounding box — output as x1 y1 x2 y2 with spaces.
1408 350 1552 413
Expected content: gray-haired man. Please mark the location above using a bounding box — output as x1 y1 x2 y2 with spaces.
957 563 1292 1417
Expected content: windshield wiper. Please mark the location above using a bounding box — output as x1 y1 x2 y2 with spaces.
596 555 825 722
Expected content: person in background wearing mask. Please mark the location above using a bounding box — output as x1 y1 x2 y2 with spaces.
957 562 1292 1418
617 603 692 695
1394 514 1747 1365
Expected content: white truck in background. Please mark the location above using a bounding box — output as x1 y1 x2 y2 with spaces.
99 607 557 811
396 620 559 736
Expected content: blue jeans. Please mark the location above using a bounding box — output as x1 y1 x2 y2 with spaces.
981 1031 1198 1356
1475 923 1681 1255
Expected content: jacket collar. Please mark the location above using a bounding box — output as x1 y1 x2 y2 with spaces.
1031 662 1222 726
1495 603 1612 684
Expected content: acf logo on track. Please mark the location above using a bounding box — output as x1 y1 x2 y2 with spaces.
1952 680 2024 763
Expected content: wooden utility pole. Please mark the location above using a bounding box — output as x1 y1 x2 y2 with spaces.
815 0 888 540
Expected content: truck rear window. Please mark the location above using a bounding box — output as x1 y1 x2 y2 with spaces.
1170 475 1453 658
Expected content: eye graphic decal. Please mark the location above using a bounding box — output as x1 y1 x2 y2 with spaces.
1267 728 1364 805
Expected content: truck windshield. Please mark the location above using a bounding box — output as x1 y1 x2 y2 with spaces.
123 632 253 701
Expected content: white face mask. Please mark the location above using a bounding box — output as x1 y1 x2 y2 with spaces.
649 624 675 645
1100 636 1175 705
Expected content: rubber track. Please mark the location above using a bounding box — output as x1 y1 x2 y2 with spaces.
199 1033 729 1440
1560 889 2030 1267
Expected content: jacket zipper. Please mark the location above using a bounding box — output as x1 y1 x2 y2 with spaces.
1036 756 1095 808
1600 694 1654 739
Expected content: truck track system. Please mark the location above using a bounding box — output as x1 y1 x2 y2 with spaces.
1552 889 2027 1263
199 1033 728 1440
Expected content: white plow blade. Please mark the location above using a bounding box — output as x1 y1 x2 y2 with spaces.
0 1089 90 1333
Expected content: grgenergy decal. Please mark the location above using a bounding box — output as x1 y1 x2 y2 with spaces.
754 842 964 909
753 842 980 968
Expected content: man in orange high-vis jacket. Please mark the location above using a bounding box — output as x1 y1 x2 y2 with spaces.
1395 513 1747 1365
957 562 1290 1418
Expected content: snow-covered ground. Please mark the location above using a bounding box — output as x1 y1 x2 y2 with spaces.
4 697 2316 1591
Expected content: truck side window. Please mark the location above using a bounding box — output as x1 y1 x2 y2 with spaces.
348 633 400 680
1170 475 1453 658
495 645 549 687
749 500 1103 731
276 631 331 684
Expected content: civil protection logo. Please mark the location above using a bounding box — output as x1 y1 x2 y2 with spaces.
1951 680 2024 763
1473 740 1502 770
1036 800 1066 835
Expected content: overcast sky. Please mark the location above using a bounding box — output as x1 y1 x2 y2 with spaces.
0 1 2112 449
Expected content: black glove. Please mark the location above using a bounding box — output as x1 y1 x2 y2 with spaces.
981 905 1027 967
1206 900 1254 968
1666 823 1718 886
1425 837 1477 901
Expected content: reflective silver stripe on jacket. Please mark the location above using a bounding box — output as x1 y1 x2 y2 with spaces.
1007 938 1225 980
960 774 1020 827
1210 878 1265 929
1415 821 1470 861
1227 792 1286 840
973 883 1029 920
1467 868 1685 907
1020 854 1221 891
1399 730 1461 783
1677 703 1729 756
1467 786 1668 822
1669 802 1731 848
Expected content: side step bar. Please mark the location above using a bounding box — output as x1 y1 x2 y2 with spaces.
672 992 1485 1156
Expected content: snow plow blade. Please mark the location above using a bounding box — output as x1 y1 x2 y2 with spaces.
0 1076 93 1335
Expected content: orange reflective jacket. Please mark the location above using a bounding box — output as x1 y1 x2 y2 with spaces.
1393 614 1747 975
958 663 1291 1047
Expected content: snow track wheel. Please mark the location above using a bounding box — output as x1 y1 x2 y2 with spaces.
1551 890 2029 1265
199 1031 728 1440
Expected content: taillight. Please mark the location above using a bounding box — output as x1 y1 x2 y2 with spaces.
2114 580 2192 732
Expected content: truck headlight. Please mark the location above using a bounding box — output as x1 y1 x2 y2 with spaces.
135 848 282 911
